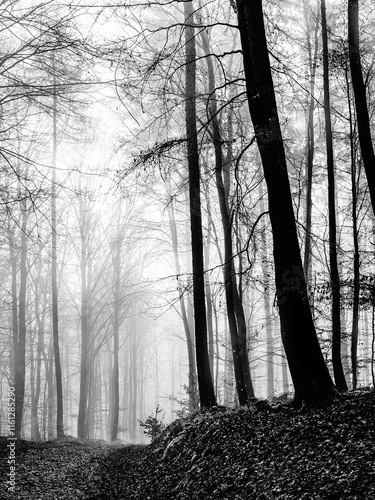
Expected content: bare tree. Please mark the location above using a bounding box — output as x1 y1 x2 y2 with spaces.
51 52 64 438
320 0 347 392
348 0 375 213
200 26 254 404
184 0 216 409
236 0 336 406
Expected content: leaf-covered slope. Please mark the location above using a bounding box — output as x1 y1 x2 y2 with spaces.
1 389 374 499
101 389 375 499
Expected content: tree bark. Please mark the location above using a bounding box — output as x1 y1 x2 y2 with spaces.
31 255 45 442
200 27 253 404
203 194 215 380
167 197 198 410
236 0 336 406
14 197 28 438
321 0 347 392
346 60 360 389
8 222 19 437
259 179 274 397
51 57 64 437
77 194 90 439
302 0 320 279
184 0 216 409
348 0 375 214
46 343 54 440
109 202 122 441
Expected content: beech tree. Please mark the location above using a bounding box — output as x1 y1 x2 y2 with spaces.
4 0 375 442
51 53 64 438
348 0 375 388
320 0 347 392
166 188 198 411
108 201 122 442
184 0 216 409
348 0 375 213
302 0 320 279
75 184 112 439
9 193 29 438
200 26 254 405
236 0 336 405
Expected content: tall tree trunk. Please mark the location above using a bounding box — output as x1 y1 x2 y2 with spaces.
51 59 64 438
363 311 369 385
346 64 360 389
125 346 132 441
97 361 104 440
109 201 123 442
213 302 220 395
32 259 44 442
8 223 19 437
223 319 234 405
110 247 120 442
13 197 28 438
78 196 90 439
131 330 138 441
47 343 54 440
110 288 120 442
321 0 347 391
87 361 96 439
348 0 374 387
348 0 375 214
204 190 215 380
372 221 375 387
65 344 72 434
30 334 37 441
201 27 253 404
184 0 216 409
236 0 336 406
302 0 320 278
167 198 198 410
259 179 274 397
232 263 255 399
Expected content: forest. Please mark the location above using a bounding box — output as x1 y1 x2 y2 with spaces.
0 0 375 454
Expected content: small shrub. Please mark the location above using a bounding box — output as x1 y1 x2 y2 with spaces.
169 383 199 418
139 405 166 442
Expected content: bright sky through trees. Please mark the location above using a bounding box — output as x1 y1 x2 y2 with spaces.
0 0 374 442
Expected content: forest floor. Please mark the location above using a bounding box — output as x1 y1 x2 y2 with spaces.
1 388 375 499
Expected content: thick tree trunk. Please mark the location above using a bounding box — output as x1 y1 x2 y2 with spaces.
236 0 336 406
184 0 216 409
321 0 347 392
348 0 375 214
348 0 374 388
